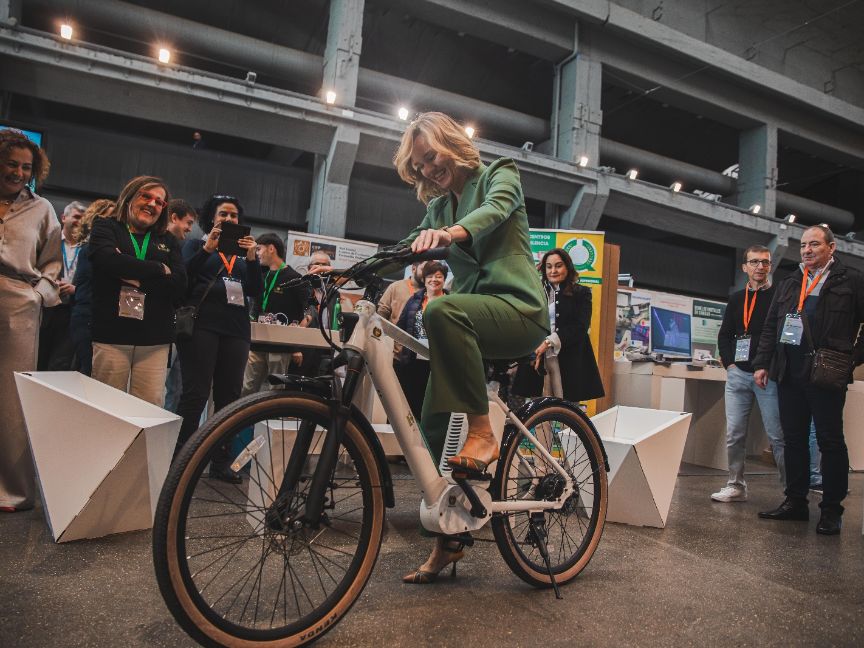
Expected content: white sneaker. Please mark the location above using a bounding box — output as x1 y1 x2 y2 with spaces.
711 485 748 502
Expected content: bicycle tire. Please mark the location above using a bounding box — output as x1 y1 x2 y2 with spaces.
491 403 607 588
153 391 386 647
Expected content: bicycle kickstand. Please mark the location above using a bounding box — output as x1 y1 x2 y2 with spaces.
528 512 562 600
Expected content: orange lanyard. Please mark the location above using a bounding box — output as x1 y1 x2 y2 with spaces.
218 252 237 276
797 267 827 312
742 286 758 333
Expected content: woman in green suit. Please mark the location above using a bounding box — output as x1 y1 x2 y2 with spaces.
394 112 549 583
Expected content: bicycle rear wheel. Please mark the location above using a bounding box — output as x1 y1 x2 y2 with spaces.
491 403 607 588
153 391 386 647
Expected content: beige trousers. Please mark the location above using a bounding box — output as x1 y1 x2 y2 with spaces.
0 276 42 509
92 343 170 407
241 350 296 396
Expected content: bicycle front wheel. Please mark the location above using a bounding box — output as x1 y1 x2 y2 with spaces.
153 392 386 647
491 403 607 588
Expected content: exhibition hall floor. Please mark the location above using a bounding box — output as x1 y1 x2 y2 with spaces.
2 469 862 647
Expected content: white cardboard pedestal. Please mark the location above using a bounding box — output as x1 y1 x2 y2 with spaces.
14 371 181 542
591 406 692 528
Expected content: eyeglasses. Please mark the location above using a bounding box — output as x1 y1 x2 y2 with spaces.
746 259 771 267
136 191 167 210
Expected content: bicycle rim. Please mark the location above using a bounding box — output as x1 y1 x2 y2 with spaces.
153 392 386 647
491 404 607 588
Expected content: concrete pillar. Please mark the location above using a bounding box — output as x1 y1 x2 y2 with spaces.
562 177 609 231
322 0 364 106
308 0 364 236
553 24 602 166
735 124 778 218
0 0 22 24
308 126 360 237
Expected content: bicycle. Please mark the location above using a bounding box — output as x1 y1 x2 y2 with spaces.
153 246 609 647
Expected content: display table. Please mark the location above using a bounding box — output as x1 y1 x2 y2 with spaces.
613 361 864 473
613 361 768 471
14 372 180 542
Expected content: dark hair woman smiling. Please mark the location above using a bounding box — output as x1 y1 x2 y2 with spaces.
175 193 262 483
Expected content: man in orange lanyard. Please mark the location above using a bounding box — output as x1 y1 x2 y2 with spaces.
712 245 784 504
377 261 426 324
754 225 864 534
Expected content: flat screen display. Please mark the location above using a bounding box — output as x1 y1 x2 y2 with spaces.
650 306 691 356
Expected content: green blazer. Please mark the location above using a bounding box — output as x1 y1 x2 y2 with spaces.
400 158 550 334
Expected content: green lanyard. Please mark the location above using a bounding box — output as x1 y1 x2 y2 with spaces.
127 227 151 260
261 263 285 313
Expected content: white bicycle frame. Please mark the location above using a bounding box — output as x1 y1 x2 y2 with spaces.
344 300 574 535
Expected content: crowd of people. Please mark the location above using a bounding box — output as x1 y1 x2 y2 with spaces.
2 111 862 555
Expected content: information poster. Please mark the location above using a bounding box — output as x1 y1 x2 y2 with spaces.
530 229 605 414
285 231 379 273
691 299 726 359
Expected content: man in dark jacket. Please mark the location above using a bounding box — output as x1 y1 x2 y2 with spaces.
711 245 784 504
753 225 864 534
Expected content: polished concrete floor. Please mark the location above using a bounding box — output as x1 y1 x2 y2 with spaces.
1 468 862 647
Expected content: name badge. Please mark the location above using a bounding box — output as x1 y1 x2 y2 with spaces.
224 277 245 307
734 335 751 362
118 285 145 320
780 313 803 346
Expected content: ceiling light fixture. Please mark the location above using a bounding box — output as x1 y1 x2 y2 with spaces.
324 90 337 105
578 155 589 167
464 126 475 138
157 47 171 64
60 24 73 40
397 106 410 121
670 182 682 192
627 169 638 180
750 204 761 214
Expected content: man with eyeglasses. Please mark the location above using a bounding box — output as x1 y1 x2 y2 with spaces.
753 225 864 534
712 245 785 504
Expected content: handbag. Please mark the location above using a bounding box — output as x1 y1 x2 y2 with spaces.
803 314 853 390
175 274 219 340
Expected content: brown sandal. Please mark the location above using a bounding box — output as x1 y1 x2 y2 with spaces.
402 538 466 584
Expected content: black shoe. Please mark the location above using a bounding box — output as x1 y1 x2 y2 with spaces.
208 467 242 484
758 499 809 521
816 510 842 535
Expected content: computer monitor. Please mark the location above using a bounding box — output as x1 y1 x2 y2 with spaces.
650 306 692 357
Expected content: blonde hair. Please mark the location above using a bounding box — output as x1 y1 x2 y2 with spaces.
393 112 481 204
73 198 116 244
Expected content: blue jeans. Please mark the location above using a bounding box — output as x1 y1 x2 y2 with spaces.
724 365 786 488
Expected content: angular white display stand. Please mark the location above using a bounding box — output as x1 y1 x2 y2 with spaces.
14 371 181 543
591 406 692 528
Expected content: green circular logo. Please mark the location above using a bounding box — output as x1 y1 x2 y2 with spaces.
563 238 597 272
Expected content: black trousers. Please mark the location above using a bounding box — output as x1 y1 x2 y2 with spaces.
396 358 430 422
777 379 848 513
175 329 250 467
38 305 76 371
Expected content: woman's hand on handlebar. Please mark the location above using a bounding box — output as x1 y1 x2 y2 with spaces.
411 227 452 253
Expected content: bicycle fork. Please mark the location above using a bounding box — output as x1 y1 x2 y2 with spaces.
267 350 365 531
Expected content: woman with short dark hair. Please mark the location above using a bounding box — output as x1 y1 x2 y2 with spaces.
175 194 261 483
89 176 186 405
395 261 449 420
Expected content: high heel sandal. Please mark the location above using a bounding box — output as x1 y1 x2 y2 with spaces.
402 537 466 585
447 427 500 474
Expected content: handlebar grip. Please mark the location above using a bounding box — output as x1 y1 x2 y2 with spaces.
412 247 450 262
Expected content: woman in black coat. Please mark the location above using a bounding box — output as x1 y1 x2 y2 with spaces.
513 248 604 403
175 194 262 482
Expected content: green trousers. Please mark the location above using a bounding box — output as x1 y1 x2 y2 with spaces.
419 293 546 463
